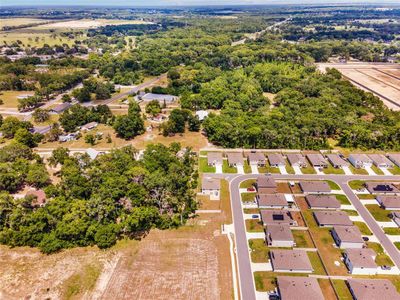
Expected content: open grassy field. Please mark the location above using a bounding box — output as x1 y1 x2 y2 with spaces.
0 17 48 28
293 230 314 248
332 280 353 300
249 239 269 263
1 31 82 46
36 19 153 30
0 90 35 109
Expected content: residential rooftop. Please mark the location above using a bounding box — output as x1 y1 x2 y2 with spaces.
313 211 353 226
326 154 349 167
347 278 400 300
366 182 400 194
257 194 288 207
266 224 294 243
247 152 266 163
286 153 308 167
333 226 364 244
306 195 340 209
207 152 223 165
226 152 243 165
299 181 331 193
260 210 295 226
277 276 324 300
306 153 328 167
345 248 377 269
270 249 313 272
376 195 400 209
268 153 286 166
201 177 220 190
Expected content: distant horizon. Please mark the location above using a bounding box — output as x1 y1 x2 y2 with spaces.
1 1 400 8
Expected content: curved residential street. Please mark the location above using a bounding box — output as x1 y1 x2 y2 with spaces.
204 173 400 300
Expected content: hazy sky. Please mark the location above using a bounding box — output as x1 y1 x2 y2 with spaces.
1 0 399 6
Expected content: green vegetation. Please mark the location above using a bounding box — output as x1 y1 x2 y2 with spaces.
244 161 252 173
349 166 368 175
249 239 269 263
332 280 352 300
335 194 350 205
246 219 264 232
365 204 391 222
222 160 237 173
371 165 384 175
353 221 372 235
395 242 400 251
326 180 340 190
367 242 394 266
292 230 314 248
389 166 400 175
241 193 256 203
307 251 326 275
240 179 256 189
383 227 400 235
198 157 215 173
0 143 197 253
300 165 317 174
348 180 365 190
323 165 345 175
63 264 102 299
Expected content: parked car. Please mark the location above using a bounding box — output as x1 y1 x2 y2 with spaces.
247 187 255 192
252 214 259 219
362 236 369 242
381 265 391 270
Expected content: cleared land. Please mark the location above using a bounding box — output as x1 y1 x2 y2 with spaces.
318 63 400 111
36 19 153 29
0 18 48 28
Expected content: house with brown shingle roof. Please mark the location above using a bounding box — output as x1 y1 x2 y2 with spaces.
286 153 308 168
257 194 288 209
306 154 328 168
326 154 349 168
247 152 266 166
368 154 394 168
268 153 286 167
256 176 277 194
344 248 377 275
313 211 353 227
377 195 400 210
260 210 296 226
277 276 324 300
207 152 223 166
347 279 400 300
332 226 364 249
306 195 340 209
266 224 294 247
299 181 331 194
270 249 313 273
226 152 243 167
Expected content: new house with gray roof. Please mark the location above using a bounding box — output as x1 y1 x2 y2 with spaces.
306 153 328 168
348 154 373 168
247 152 266 166
332 226 364 249
368 154 394 168
260 210 296 226
347 279 400 300
299 181 331 194
257 194 288 208
388 153 400 167
376 195 400 210
313 211 353 227
277 276 324 300
306 195 340 209
268 153 286 167
270 249 313 273
266 224 294 247
286 153 308 168
344 248 377 275
326 154 349 168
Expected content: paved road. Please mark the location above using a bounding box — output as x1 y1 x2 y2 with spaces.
207 173 400 300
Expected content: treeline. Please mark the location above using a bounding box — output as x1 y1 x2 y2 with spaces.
0 143 197 253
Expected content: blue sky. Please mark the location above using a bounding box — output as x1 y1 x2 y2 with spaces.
1 0 400 6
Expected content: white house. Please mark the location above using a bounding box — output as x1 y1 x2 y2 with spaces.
348 154 373 169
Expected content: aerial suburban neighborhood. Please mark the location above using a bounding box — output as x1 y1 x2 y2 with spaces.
1 2 400 300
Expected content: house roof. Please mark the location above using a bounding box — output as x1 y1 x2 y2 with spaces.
306 154 328 166
226 152 243 164
368 154 394 167
202 177 220 190
86 148 101 160
270 249 313 271
257 176 277 189
51 102 71 113
345 248 377 269
333 226 364 244
286 153 307 166
277 276 324 300
377 195 400 209
248 152 266 163
258 194 288 207
349 154 372 163
366 182 400 194
141 93 176 102
299 181 331 193
314 211 353 226
347 279 400 300
81 121 98 130
266 224 294 242
32 125 52 135
207 152 223 165
326 154 349 167
306 195 340 209
388 153 400 166
268 153 286 165
261 210 294 225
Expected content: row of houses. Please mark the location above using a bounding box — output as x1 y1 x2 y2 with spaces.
207 151 400 169
277 276 400 300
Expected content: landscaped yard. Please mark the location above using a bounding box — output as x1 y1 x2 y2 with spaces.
349 166 368 175
348 180 366 189
367 242 394 266
241 193 256 203
249 239 269 263
395 242 400 250
326 180 340 190
246 219 264 232
332 280 353 300
0 90 35 108
383 227 400 235
300 165 316 174
365 204 391 222
285 162 295 174
342 209 358 216
371 165 384 175
389 166 400 175
353 221 372 235
240 179 255 189
292 230 314 248
335 194 350 205
357 194 376 199
198 157 215 173
222 160 237 173
254 272 277 292
323 164 345 175
307 251 326 275
258 160 280 174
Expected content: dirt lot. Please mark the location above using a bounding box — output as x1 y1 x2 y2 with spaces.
318 62 400 111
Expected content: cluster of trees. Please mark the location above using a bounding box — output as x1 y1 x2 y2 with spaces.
113 101 144 139
72 78 115 102
59 104 113 132
0 143 197 253
161 109 200 136
0 116 43 147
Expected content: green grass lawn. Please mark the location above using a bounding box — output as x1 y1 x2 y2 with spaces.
323 164 345 175
348 180 366 190
367 242 394 266
332 280 353 300
249 239 269 263
241 192 256 203
353 221 372 235
335 194 350 205
198 157 215 173
395 242 400 250
293 230 315 248
246 219 264 232
307 251 326 275
365 204 391 222
384 227 400 235
371 165 384 175
285 162 295 174
244 161 252 173
240 179 256 189
222 160 237 173
301 165 317 174
326 180 340 190
389 166 400 175
357 194 376 199
349 166 368 175
258 161 280 174
254 272 277 292
343 209 358 216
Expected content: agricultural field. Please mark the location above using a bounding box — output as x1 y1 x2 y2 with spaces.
0 18 49 28
318 63 400 111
